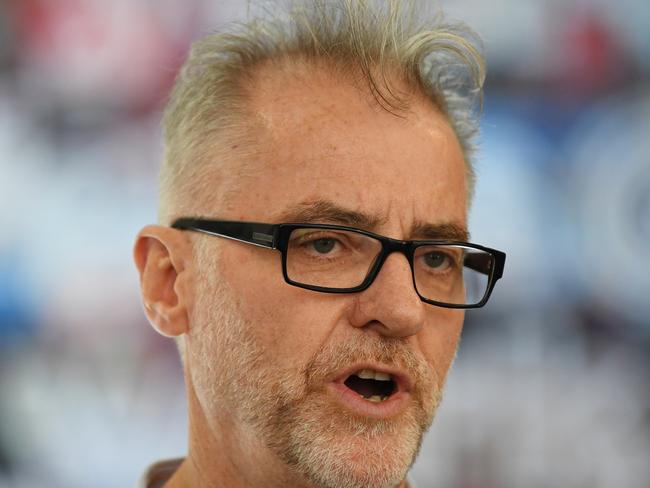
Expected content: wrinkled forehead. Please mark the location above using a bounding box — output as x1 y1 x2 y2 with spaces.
199 61 467 238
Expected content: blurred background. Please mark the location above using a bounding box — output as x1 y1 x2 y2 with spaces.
0 0 648 487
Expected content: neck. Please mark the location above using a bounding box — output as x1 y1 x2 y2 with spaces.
165 378 313 488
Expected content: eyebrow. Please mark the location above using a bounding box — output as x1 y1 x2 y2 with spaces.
411 221 470 241
274 199 470 241
275 199 386 228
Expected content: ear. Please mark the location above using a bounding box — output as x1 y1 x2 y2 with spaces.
133 225 193 337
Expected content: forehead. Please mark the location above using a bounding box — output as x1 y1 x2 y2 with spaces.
214 60 467 236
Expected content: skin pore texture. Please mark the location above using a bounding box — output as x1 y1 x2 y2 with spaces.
135 59 468 488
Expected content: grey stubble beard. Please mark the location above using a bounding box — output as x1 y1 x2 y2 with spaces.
189 257 445 488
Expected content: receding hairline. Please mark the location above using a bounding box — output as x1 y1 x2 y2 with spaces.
164 55 459 223
158 0 485 225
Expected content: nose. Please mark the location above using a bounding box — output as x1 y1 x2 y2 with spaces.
349 252 426 338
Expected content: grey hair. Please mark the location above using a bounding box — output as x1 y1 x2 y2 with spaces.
159 0 485 223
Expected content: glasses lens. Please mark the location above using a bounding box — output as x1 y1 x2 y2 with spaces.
286 227 381 288
413 245 493 306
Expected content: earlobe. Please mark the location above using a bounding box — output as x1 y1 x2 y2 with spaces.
134 225 193 337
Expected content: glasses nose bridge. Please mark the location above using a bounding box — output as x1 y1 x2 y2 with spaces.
368 236 414 284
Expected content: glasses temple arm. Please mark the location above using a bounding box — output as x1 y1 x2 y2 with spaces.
171 218 278 248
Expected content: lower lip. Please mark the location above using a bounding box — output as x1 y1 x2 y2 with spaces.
327 382 411 419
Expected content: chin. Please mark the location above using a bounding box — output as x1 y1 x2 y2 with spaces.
276 400 427 488
291 435 416 488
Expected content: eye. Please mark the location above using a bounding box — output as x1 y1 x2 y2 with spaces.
292 231 346 256
423 251 452 270
311 238 336 254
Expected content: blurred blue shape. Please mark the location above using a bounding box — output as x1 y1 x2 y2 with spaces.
470 94 559 310
0 248 37 346
564 92 650 332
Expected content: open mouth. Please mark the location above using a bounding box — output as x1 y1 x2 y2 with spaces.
343 369 397 403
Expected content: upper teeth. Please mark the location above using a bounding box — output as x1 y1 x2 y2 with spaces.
356 369 392 381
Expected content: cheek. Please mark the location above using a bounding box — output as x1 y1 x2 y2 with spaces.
218 244 346 369
419 309 464 377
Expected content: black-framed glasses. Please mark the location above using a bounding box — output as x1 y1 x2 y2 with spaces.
172 218 506 309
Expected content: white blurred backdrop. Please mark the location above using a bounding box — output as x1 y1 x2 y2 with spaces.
0 1 648 487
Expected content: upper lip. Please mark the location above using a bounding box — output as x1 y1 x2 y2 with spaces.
331 363 414 394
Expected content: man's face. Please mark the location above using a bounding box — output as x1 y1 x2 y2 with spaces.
186 63 467 488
